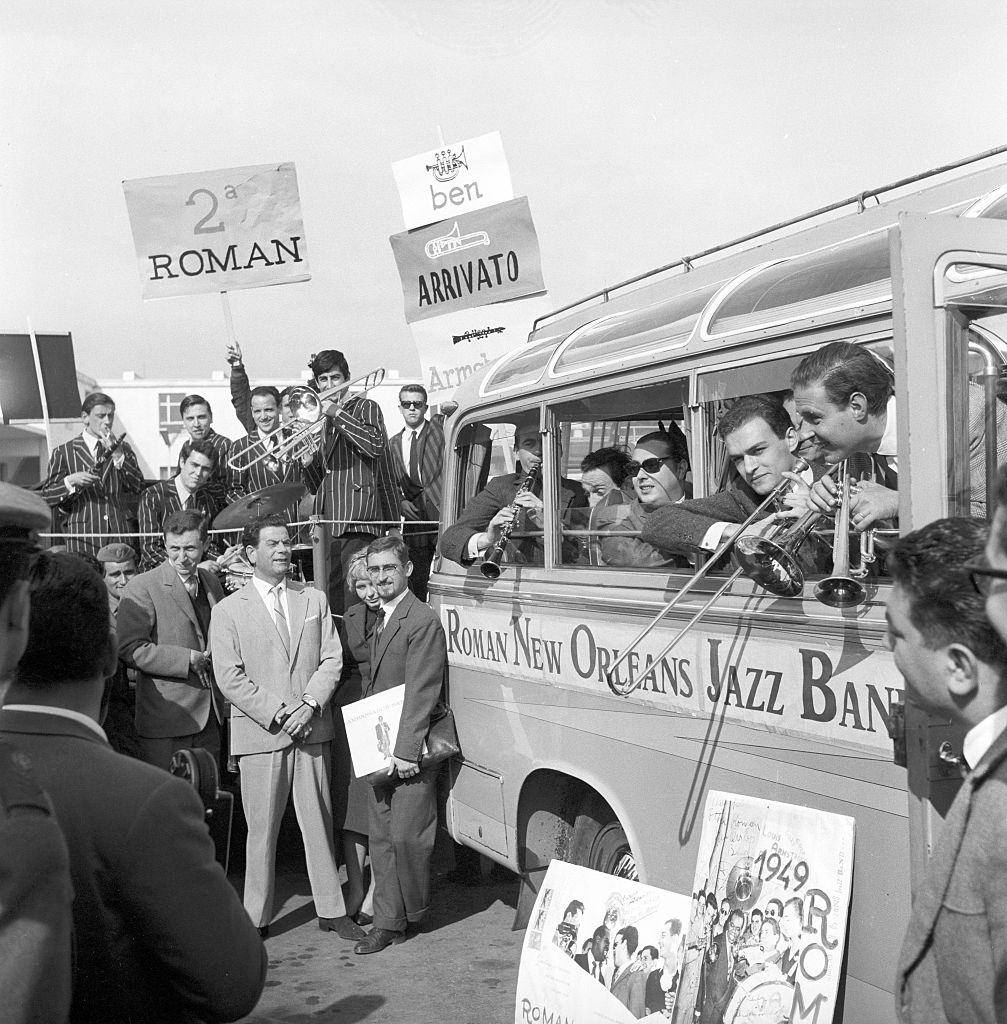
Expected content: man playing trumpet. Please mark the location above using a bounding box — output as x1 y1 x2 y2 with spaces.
41 392 143 557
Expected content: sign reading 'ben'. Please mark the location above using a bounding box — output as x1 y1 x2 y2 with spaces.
122 162 310 299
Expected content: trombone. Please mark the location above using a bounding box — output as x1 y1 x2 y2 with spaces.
228 368 386 472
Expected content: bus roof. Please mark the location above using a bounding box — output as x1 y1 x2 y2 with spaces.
456 149 1007 410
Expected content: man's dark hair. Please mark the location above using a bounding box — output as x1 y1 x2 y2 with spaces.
591 924 609 944
640 945 659 961
179 438 218 469
82 392 115 415
163 509 209 542
728 910 745 929
717 395 793 442
310 350 350 382
399 384 428 403
581 446 633 486
18 552 111 686
250 385 281 405
616 925 639 957
766 898 783 916
783 897 804 920
563 899 585 919
242 513 289 551
366 534 410 566
0 537 37 608
636 421 690 470
889 517 1007 668
705 893 718 913
791 341 894 416
179 394 212 418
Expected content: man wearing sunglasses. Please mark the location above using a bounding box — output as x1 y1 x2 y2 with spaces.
387 385 444 602
888 515 1007 1023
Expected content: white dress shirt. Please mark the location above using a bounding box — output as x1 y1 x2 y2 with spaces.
963 704 1007 772
251 574 289 626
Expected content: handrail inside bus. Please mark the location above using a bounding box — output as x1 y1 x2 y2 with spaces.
532 142 1007 334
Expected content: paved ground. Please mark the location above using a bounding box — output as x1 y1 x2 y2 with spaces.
227 804 526 1024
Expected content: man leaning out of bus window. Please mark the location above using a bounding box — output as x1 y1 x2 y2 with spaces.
889 514 1007 1023
639 395 831 574
438 419 587 569
591 424 693 568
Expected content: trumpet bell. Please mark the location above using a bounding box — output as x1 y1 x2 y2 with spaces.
733 535 805 598
814 575 866 608
288 388 321 424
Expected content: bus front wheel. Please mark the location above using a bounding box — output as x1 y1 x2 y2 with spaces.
569 796 638 881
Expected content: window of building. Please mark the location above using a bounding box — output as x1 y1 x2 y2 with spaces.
158 392 186 439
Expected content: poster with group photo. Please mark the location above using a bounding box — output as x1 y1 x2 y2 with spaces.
515 860 692 1023
675 792 855 1024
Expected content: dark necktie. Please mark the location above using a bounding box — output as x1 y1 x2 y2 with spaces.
873 454 898 490
374 606 386 640
408 430 420 484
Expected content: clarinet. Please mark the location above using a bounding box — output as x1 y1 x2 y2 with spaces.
480 463 542 580
94 430 127 485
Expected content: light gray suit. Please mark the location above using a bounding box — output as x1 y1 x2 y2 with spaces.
210 578 346 926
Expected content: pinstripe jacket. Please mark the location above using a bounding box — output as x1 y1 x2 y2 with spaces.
41 434 144 554
137 480 217 571
226 432 324 502
306 395 399 535
178 429 231 514
387 419 445 521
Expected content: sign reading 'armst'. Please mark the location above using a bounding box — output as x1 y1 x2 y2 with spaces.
389 197 545 323
122 162 310 299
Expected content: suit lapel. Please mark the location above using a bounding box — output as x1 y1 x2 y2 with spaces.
163 563 199 629
371 593 410 677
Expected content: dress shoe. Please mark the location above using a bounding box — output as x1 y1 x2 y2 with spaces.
257 926 269 939
354 927 405 955
354 911 373 927
318 915 367 940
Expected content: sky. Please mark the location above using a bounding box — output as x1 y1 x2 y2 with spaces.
2 0 1006 385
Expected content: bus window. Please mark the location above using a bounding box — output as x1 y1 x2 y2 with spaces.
441 416 554 571
939 270 1007 518
552 379 694 569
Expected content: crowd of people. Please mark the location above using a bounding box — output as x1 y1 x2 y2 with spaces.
3 333 1007 1022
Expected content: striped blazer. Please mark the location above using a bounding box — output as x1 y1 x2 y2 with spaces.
178 429 231 514
306 395 399 535
387 419 445 521
226 432 324 502
137 480 217 571
41 434 144 555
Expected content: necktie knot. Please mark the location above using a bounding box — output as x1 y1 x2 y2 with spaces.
182 574 197 598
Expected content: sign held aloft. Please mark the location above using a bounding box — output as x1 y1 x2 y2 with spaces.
390 197 545 324
392 131 513 230
122 162 310 299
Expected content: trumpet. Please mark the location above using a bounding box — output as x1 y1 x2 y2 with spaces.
480 462 542 580
228 368 386 472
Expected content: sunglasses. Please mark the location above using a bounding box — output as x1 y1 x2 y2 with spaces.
963 559 1007 596
400 400 426 409
627 456 673 476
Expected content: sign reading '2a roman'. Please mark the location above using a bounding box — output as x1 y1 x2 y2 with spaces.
122 162 310 299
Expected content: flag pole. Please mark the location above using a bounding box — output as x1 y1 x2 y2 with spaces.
26 317 53 454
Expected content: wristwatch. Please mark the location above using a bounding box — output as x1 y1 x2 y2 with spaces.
301 694 321 717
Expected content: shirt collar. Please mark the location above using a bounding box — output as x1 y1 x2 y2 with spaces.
3 704 107 742
379 588 409 620
81 431 101 455
251 574 285 601
964 704 1007 772
876 394 898 457
173 475 194 504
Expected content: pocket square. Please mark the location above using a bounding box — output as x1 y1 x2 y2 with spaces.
305 614 319 622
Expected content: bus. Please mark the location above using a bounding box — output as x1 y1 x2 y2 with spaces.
431 148 1007 1021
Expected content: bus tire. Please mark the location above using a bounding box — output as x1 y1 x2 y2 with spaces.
569 795 638 881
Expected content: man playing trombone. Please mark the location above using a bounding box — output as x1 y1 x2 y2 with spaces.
41 391 143 557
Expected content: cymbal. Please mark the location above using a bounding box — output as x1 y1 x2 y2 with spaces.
213 482 307 529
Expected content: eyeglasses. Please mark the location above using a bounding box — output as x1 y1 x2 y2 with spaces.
365 564 404 579
627 456 673 476
400 400 426 409
963 559 1007 596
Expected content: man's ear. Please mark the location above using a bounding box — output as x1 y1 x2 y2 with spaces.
946 643 981 701
848 392 870 423
404 560 414 579
785 426 800 454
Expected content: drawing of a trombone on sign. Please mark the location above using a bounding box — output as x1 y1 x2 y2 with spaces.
424 221 491 259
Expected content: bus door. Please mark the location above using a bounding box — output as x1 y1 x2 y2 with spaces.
890 210 1007 886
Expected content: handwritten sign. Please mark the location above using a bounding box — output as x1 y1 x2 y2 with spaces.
393 131 513 230
122 162 310 299
389 197 545 323
439 603 903 755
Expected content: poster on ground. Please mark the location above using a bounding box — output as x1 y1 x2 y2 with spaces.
515 860 692 1024
392 130 513 230
675 792 855 1024
122 162 310 299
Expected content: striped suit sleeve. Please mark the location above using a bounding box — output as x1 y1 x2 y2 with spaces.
326 397 385 459
138 486 166 572
41 445 74 509
116 445 144 494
